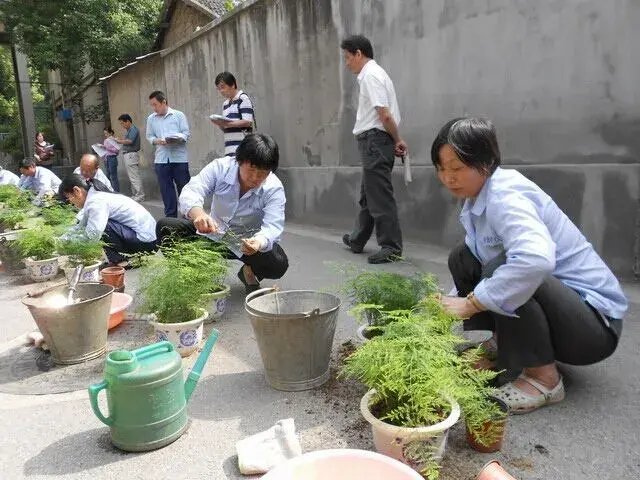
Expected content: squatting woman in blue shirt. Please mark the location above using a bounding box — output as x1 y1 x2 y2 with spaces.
433 117 627 414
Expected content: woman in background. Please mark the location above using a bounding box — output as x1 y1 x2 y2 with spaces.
34 132 54 169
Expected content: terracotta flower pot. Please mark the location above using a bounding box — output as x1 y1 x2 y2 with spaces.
476 460 518 480
466 396 509 453
101 266 126 291
360 389 460 474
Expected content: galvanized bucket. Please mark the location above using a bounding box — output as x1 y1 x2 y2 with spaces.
245 288 341 391
22 283 114 364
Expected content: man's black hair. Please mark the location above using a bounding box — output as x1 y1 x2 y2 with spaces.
430 117 501 175
118 113 133 123
148 90 166 103
20 158 36 170
215 72 238 89
340 35 374 59
235 133 279 172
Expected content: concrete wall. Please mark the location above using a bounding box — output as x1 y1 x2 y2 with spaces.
163 1 212 49
105 0 640 278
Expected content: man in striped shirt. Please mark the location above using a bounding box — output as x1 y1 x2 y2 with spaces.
212 72 254 157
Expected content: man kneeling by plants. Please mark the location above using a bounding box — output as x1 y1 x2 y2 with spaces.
156 133 288 294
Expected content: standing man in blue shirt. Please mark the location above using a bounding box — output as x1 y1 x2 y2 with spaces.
155 133 288 294
146 91 191 217
433 117 627 414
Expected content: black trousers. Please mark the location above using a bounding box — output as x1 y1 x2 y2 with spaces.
103 219 157 264
350 129 402 254
448 244 622 370
156 217 288 280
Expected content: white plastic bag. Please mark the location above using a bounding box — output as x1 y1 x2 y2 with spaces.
236 418 302 475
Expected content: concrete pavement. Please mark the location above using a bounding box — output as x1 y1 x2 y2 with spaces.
0 222 638 480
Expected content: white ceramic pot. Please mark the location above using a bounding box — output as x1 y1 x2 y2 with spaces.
24 257 59 283
204 284 231 323
0 228 26 242
149 310 207 357
355 325 385 344
63 262 101 283
360 389 460 474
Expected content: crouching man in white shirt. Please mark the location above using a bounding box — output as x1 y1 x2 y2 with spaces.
73 153 114 191
59 174 157 266
156 133 289 294
18 158 62 198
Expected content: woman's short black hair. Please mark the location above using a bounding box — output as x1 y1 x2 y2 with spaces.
118 113 132 123
340 35 374 59
235 133 279 172
430 117 501 175
215 71 237 88
59 173 113 197
104 126 114 135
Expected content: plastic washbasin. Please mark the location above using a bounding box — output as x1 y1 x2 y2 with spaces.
260 449 424 480
109 292 133 330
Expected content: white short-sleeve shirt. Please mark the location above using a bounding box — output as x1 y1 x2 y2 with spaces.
353 60 401 135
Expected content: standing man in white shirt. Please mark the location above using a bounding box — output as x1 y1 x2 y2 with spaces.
73 154 113 191
156 133 288 294
0 165 20 186
340 35 407 264
146 90 191 217
211 72 255 157
18 158 62 198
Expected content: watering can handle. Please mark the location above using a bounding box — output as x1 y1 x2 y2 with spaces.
88 380 113 426
131 341 175 361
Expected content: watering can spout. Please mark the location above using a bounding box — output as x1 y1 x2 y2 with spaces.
184 329 219 402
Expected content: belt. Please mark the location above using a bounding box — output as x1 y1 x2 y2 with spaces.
356 128 390 141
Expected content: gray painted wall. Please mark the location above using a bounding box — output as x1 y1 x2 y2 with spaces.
106 0 640 277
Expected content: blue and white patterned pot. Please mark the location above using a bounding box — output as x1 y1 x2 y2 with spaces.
204 284 231 323
148 310 207 357
63 262 101 284
24 257 59 283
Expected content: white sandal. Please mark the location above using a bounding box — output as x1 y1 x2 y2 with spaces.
495 373 565 415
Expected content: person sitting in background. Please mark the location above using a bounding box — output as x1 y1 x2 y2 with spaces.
59 174 157 267
432 117 627 414
0 165 20 186
155 133 288 294
33 132 54 169
101 127 120 192
18 158 62 198
73 153 113 191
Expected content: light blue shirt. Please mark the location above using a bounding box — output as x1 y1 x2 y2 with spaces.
18 166 62 197
179 156 286 257
461 167 627 320
145 107 190 164
0 168 19 186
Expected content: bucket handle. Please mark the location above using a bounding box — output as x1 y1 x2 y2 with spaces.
88 380 113 426
244 287 277 306
303 308 321 317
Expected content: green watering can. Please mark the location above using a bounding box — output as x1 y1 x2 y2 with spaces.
88 330 219 452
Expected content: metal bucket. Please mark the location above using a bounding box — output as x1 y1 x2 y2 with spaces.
22 283 114 365
245 288 341 391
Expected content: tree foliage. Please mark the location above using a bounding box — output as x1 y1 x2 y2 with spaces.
0 0 163 84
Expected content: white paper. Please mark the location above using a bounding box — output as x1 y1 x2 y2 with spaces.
104 137 121 151
209 114 233 122
91 143 109 158
403 154 413 185
236 419 302 475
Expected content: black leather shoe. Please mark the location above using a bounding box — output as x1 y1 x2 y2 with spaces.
237 267 261 294
342 234 363 254
367 249 402 264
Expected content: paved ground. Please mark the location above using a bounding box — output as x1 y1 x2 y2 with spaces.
1 220 639 480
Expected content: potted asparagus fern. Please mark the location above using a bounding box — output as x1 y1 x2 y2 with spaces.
14 226 60 282
341 296 505 479
57 236 105 283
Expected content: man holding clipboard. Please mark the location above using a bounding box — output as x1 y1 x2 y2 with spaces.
211 72 255 157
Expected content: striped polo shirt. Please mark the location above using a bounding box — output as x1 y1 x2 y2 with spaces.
222 90 254 156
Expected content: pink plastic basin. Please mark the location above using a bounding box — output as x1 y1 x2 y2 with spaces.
261 449 424 480
108 292 132 330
